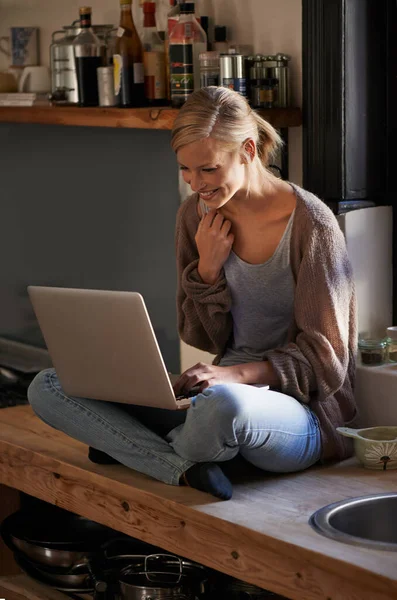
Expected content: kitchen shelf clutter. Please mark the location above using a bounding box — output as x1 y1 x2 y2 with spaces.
0 105 302 130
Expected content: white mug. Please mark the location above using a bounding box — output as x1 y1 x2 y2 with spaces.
19 66 50 93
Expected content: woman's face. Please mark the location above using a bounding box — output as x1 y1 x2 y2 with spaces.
177 137 247 210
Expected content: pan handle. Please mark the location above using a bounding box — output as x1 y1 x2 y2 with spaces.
86 559 108 600
145 554 183 583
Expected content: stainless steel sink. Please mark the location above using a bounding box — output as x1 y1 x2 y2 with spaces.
309 493 397 551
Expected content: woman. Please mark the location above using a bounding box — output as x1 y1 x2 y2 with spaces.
28 87 357 501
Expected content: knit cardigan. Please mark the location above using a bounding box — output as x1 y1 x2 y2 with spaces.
175 183 358 462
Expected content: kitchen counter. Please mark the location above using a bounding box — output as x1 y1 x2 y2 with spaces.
0 405 396 600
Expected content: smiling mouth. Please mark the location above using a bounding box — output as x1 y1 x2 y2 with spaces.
199 189 219 199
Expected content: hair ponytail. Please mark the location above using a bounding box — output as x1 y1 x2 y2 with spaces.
251 110 283 166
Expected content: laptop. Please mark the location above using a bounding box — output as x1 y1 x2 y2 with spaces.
27 286 192 410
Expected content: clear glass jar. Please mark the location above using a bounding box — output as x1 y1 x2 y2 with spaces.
386 326 397 363
358 336 388 366
199 51 220 87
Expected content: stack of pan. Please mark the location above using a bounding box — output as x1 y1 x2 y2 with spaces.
1 509 210 599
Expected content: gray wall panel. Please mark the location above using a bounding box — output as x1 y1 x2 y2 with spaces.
0 123 180 372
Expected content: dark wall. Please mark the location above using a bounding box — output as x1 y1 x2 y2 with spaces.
302 0 388 204
0 123 181 372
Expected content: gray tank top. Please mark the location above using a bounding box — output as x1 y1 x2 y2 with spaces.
216 207 296 367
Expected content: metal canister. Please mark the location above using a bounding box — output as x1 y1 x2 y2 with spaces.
97 66 116 106
219 54 234 90
219 54 247 97
231 54 246 97
261 53 290 107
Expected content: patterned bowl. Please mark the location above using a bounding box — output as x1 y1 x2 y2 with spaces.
337 426 397 471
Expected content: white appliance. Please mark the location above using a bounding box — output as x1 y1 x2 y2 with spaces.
339 206 395 428
337 206 393 338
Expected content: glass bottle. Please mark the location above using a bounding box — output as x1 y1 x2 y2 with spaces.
168 0 182 37
113 0 145 107
164 0 181 102
169 2 207 108
142 2 167 105
73 6 105 106
213 25 229 54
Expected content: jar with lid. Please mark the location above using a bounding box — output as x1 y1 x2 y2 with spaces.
249 56 265 107
358 336 388 366
261 77 278 108
199 51 220 87
261 53 290 107
250 78 262 108
386 327 397 362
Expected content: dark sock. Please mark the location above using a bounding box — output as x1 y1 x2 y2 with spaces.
182 463 233 500
88 447 120 465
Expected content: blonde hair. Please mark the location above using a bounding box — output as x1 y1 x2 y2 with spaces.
171 86 283 177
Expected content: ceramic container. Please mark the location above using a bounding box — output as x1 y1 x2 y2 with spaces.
337 426 397 470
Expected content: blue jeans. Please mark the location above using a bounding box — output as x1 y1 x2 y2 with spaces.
27 369 322 486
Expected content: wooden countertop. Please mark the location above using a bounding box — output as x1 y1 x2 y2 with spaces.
0 105 302 130
0 406 396 600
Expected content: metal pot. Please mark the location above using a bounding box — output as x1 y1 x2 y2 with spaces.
10 536 95 568
13 551 95 593
117 554 207 600
0 509 119 569
118 576 194 600
20 557 93 588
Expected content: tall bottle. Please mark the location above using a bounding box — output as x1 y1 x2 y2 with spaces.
142 2 167 105
169 2 207 108
164 0 181 102
167 0 182 37
213 26 229 54
113 0 145 107
73 6 105 106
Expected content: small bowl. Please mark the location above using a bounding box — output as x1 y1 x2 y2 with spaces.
337 426 397 470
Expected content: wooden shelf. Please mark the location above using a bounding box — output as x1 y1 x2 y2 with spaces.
0 574 92 600
0 104 302 130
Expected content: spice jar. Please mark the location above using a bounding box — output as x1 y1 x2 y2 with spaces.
358 336 388 366
386 327 397 363
260 77 278 108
